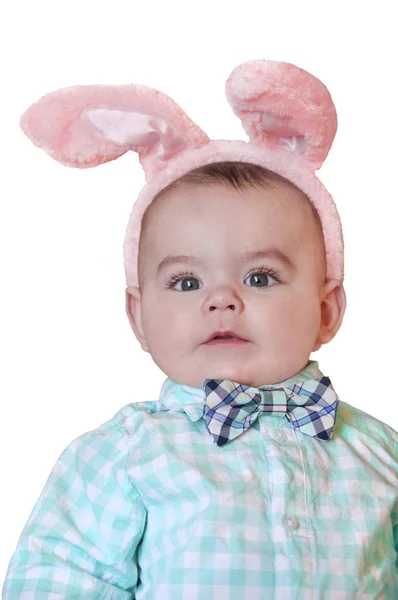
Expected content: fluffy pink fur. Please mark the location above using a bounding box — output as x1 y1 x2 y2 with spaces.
225 59 337 170
19 59 344 288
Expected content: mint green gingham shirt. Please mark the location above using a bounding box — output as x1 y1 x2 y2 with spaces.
3 360 398 599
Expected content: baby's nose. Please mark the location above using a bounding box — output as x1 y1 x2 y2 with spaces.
207 289 242 312
209 302 236 312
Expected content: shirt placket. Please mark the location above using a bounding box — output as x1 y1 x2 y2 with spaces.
258 388 316 598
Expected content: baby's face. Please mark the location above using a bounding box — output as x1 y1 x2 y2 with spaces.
126 181 344 389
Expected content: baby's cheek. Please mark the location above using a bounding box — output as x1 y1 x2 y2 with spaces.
290 299 321 345
147 308 185 350
269 296 319 343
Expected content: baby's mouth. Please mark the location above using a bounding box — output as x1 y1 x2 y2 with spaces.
205 336 248 346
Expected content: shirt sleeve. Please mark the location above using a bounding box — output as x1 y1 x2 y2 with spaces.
2 418 147 599
393 439 398 571
394 520 398 571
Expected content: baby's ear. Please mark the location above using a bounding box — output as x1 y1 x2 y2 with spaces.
20 83 210 181
125 286 148 352
225 59 338 170
315 280 347 349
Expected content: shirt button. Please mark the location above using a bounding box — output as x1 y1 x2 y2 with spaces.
274 429 287 442
284 516 299 530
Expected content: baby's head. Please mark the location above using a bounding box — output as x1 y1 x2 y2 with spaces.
18 58 345 389
126 161 346 388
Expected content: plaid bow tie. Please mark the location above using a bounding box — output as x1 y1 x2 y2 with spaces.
203 376 339 446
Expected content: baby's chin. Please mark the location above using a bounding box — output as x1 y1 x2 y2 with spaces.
187 365 305 389
184 372 277 390
165 353 310 389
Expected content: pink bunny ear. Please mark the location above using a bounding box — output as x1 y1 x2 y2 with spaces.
20 84 210 181
225 59 337 170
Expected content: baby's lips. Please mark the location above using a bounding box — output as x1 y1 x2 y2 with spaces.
203 330 248 343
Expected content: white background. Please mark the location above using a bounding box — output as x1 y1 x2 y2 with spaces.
1 0 397 582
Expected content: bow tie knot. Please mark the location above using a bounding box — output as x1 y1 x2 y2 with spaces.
203 377 339 446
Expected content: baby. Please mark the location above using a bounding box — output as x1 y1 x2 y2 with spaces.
3 59 398 599
129 163 336 390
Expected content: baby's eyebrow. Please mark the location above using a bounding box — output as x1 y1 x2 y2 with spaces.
156 248 296 275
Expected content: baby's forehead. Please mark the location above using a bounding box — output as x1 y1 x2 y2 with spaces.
152 179 313 218
145 180 324 254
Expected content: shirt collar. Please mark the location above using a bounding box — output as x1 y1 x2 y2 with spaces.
159 360 325 423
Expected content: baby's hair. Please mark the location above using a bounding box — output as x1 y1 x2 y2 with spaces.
137 161 326 288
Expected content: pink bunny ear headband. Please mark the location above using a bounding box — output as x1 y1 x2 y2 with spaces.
20 59 344 288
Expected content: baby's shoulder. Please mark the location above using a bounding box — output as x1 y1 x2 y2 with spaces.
62 399 166 457
123 399 166 414
337 398 398 451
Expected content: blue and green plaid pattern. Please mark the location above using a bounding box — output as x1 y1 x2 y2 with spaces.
203 376 338 446
2 360 398 598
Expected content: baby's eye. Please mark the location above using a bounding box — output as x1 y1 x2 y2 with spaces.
165 271 200 291
166 267 281 292
244 270 280 288
172 276 201 292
